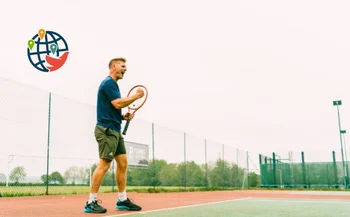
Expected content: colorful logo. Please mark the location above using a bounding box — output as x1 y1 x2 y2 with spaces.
27 29 69 72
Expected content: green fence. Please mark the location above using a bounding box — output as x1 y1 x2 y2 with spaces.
260 151 350 188
0 77 260 197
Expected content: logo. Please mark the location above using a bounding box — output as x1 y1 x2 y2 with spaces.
27 29 69 72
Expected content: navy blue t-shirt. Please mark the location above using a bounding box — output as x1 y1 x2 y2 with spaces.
96 76 123 132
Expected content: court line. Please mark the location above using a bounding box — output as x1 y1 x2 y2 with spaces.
102 197 252 217
250 198 350 204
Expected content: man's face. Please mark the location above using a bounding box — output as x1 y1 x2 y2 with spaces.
112 61 127 79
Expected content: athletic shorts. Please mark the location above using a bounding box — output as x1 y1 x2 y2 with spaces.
94 125 126 161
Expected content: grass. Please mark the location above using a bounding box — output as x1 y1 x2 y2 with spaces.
0 186 243 197
1 185 350 197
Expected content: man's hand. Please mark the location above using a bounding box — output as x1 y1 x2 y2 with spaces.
123 112 135 120
135 88 144 99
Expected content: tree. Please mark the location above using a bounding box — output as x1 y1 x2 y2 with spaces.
79 167 90 186
248 172 260 187
129 159 167 186
50 171 64 184
64 166 80 185
0 173 6 183
229 163 245 187
41 174 51 185
9 166 26 184
208 159 232 187
159 163 180 186
178 161 205 187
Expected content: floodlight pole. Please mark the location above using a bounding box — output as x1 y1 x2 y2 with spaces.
341 130 349 188
333 100 347 188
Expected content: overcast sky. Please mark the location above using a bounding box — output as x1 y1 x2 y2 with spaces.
1 0 350 164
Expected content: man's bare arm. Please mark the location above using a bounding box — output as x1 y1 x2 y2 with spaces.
111 95 138 109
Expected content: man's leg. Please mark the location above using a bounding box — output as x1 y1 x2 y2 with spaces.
85 125 115 214
114 133 142 211
90 158 112 196
115 154 128 193
84 158 111 213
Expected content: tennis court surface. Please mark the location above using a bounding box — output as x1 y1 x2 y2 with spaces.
1 190 349 217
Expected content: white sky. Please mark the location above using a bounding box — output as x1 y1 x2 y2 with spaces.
1 0 350 176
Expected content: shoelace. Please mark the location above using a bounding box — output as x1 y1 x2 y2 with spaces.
93 199 103 207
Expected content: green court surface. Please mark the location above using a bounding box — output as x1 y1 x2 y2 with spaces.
104 197 350 217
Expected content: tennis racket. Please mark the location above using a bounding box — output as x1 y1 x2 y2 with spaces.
122 85 148 135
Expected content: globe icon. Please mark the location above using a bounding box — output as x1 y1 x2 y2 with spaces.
27 29 69 72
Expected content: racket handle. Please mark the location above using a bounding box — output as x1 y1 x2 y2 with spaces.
122 120 131 135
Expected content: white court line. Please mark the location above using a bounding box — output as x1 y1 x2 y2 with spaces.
250 198 350 204
102 197 252 217
288 191 350 196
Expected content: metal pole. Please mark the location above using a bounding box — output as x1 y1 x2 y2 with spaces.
222 144 225 189
152 123 156 189
6 155 13 187
184 132 187 189
247 151 249 189
6 156 9 187
236 148 239 187
343 133 349 187
336 105 347 188
205 139 208 188
343 134 349 164
333 151 338 186
46 92 52 195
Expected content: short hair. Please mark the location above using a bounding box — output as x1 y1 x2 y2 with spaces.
109 57 126 69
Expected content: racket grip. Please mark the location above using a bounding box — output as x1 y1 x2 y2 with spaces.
122 120 131 135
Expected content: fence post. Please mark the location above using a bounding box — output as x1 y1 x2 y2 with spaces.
237 148 239 188
326 164 330 188
301 152 306 188
222 144 225 189
272 152 276 188
333 151 338 187
46 92 52 195
247 151 249 189
205 139 208 188
184 132 187 189
152 123 156 190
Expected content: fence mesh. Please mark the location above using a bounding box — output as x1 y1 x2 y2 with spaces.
0 77 256 196
260 151 350 188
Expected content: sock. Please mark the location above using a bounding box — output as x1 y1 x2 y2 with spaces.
118 190 127 201
88 193 97 203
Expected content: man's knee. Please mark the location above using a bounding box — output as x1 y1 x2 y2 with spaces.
97 158 112 172
115 155 128 171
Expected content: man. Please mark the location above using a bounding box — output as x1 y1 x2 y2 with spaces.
84 57 144 213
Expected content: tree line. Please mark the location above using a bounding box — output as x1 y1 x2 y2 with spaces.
4 159 261 188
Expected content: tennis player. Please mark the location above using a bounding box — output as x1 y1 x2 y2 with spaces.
84 57 144 213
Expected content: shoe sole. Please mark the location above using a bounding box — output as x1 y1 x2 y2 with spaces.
116 205 141 211
84 208 107 213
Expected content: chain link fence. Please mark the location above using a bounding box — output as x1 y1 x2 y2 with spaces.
0 77 260 197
